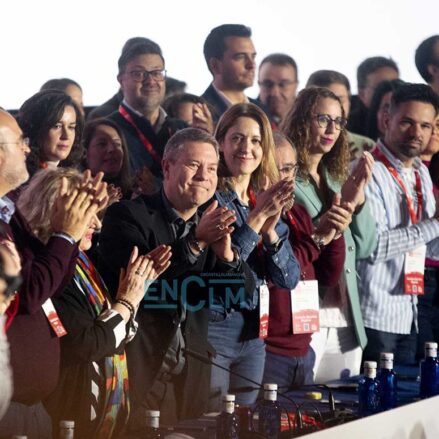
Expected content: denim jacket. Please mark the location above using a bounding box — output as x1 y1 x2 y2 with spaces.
213 190 300 313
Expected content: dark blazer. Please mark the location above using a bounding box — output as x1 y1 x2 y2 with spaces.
108 103 187 176
97 192 255 420
1 210 78 404
45 276 127 439
201 83 272 124
86 89 123 121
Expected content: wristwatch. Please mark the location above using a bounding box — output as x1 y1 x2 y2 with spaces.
187 233 206 255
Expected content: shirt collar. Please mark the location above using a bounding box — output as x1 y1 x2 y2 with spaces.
211 83 249 108
160 189 198 226
122 100 167 133
377 139 423 171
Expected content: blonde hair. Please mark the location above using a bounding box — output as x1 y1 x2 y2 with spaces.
215 103 279 192
17 168 82 244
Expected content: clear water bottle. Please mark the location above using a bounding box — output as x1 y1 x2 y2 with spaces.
420 342 439 399
59 420 75 439
258 383 281 439
216 394 239 439
378 352 397 410
144 410 162 438
358 361 380 416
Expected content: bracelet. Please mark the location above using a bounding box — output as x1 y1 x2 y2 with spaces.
188 234 206 255
263 237 282 254
311 233 326 250
115 298 135 320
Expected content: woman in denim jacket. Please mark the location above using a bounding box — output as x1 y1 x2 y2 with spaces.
208 103 300 409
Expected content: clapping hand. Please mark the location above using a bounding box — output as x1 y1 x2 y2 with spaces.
51 171 108 242
341 151 374 209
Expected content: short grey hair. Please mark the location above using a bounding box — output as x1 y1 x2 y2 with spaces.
273 131 296 152
162 127 219 162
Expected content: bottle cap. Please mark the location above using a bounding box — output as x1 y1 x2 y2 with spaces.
222 394 235 402
305 391 322 400
145 410 160 417
364 361 377 369
380 352 394 360
59 420 75 428
263 383 278 391
425 342 438 349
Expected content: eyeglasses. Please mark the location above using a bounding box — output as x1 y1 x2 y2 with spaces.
258 80 297 90
0 137 30 148
127 69 167 82
279 164 299 178
314 114 347 131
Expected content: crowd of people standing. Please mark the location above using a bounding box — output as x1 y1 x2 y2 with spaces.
1 24 439 439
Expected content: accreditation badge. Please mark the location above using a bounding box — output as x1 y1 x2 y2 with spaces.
42 298 67 337
259 282 270 339
291 280 320 334
404 245 427 295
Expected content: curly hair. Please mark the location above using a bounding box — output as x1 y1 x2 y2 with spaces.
17 167 82 244
280 87 349 183
18 90 84 176
214 103 279 192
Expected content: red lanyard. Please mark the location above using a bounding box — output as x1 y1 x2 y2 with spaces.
285 210 299 238
118 105 162 166
374 149 423 224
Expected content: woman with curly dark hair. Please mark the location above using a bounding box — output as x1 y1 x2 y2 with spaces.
17 90 84 177
281 87 376 383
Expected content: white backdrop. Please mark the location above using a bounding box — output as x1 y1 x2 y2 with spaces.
1 0 438 110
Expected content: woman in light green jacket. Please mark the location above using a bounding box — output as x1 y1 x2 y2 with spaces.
281 87 376 382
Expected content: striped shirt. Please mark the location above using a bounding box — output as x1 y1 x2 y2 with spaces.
357 140 439 334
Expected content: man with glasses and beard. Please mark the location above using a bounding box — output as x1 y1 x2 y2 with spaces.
109 42 187 182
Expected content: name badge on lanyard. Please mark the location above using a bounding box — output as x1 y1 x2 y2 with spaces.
291 280 320 334
374 150 425 295
404 245 427 295
259 282 270 339
42 298 67 337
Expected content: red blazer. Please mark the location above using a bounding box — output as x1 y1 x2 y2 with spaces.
1 210 78 404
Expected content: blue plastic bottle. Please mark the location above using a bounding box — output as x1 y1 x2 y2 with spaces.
258 383 281 439
358 361 380 416
377 352 397 410
420 342 439 399
216 394 239 439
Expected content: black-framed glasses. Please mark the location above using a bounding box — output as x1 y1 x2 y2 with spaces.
128 69 167 82
314 114 347 131
0 137 30 148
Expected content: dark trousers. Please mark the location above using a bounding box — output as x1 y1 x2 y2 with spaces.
362 324 417 367
417 266 439 359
